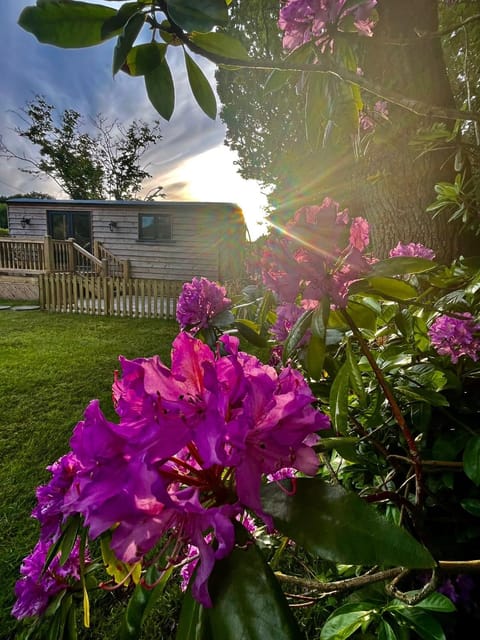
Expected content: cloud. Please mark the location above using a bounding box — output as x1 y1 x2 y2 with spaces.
1 0 268 238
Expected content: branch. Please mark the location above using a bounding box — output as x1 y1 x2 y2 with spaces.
179 38 479 124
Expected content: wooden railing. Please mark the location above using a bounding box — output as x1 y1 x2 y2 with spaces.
0 237 45 273
0 236 127 277
38 273 182 319
93 241 130 278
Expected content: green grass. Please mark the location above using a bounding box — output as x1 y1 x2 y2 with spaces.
0 310 180 639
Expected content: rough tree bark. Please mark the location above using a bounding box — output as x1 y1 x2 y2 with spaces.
359 0 470 261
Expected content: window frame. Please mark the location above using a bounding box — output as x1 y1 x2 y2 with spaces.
138 213 173 243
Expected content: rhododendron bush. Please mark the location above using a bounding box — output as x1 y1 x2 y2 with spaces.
13 195 480 639
12 0 480 638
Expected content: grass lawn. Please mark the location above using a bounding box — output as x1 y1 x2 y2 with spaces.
0 309 182 639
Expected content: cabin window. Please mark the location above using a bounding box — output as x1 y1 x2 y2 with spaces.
138 214 172 242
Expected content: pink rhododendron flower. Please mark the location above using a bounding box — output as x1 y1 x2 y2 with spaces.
428 313 480 364
278 0 377 52
262 198 371 307
176 276 232 330
15 332 329 611
389 242 436 260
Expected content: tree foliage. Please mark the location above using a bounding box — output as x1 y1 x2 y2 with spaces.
0 95 163 200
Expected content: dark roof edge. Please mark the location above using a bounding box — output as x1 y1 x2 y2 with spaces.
7 198 242 210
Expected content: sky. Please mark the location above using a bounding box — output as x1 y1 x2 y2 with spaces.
0 1 269 239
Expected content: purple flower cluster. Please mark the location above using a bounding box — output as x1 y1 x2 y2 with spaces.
176 277 232 330
12 539 84 619
428 313 480 364
15 332 329 612
261 198 371 307
389 242 436 260
12 452 86 619
278 0 377 51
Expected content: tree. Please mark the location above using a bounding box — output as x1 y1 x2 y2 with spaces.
0 96 163 200
216 0 480 260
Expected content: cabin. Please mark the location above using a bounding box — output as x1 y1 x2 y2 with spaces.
5 199 247 282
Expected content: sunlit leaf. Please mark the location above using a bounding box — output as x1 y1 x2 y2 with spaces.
320 607 372 640
19 1 118 48
184 50 217 119
305 334 326 379
371 257 437 277
190 31 250 61
124 42 167 76
145 56 175 120
102 2 142 39
168 0 228 32
112 12 145 75
261 478 435 568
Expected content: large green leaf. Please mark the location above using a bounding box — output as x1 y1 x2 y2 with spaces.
124 42 167 76
120 566 173 639
184 50 217 119
167 0 228 32
305 334 326 380
371 257 437 277
351 276 418 301
19 1 118 48
206 540 303 640
392 608 446 640
261 478 435 568
145 57 175 120
112 12 146 75
329 361 350 434
320 605 373 640
190 32 250 61
176 589 211 640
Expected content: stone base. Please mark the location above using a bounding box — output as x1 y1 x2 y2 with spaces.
0 275 39 301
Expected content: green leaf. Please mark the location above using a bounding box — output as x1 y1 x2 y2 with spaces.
206 540 303 639
19 1 118 48
190 31 250 61
264 42 312 93
378 620 397 640
168 0 228 32
211 309 234 327
346 342 366 406
145 57 175 120
344 300 378 331
463 436 480 486
184 50 217 119
413 592 456 613
461 498 480 517
125 42 167 76
120 566 173 639
176 588 211 640
395 386 449 407
102 2 142 40
393 608 446 640
305 334 326 379
371 257 437 277
112 12 146 75
234 319 268 347
261 478 435 568
359 276 418 301
320 607 373 640
283 309 314 361
329 362 350 434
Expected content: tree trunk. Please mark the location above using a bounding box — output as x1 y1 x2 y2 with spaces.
359 0 468 261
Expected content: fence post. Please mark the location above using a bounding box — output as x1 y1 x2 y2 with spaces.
93 240 101 259
67 238 75 273
101 258 108 277
44 236 54 272
122 260 130 279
